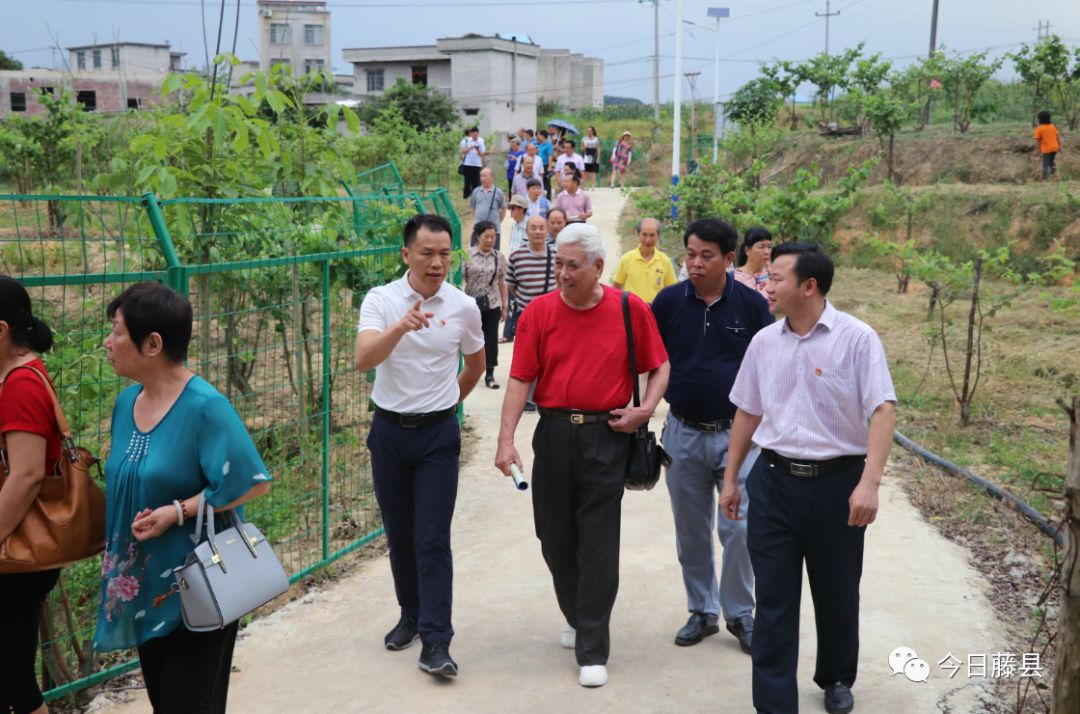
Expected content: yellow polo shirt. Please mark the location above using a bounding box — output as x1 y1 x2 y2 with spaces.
613 246 678 303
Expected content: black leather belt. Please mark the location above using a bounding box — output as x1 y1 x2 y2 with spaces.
537 407 614 424
762 449 865 478
374 405 457 428
671 410 733 432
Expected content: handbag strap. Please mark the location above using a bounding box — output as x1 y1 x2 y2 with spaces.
621 291 641 408
487 252 499 288
0 365 73 439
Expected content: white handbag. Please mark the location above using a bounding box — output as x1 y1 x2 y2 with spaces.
173 493 289 631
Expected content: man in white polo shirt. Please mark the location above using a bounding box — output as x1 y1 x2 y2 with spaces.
355 214 486 679
720 241 896 714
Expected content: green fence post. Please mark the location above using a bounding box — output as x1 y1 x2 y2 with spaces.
141 192 185 293
321 259 331 561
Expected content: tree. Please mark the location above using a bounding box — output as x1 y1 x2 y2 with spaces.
1053 395 1080 714
939 50 1003 133
864 91 907 182
726 78 781 128
799 44 863 125
358 78 459 132
0 50 22 70
761 60 805 129
890 53 947 130
1011 35 1080 130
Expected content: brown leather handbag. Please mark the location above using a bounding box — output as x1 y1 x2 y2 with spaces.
0 365 106 573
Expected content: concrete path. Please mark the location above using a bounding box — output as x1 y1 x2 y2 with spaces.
95 188 1007 713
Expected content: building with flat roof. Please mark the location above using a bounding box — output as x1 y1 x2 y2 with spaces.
258 0 332 75
343 34 603 140
67 42 184 76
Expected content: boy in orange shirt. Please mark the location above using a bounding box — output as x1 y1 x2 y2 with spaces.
1034 110 1061 181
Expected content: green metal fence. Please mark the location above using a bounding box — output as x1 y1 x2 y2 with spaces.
0 171 459 703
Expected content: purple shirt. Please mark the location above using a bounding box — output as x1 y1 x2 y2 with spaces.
554 190 592 221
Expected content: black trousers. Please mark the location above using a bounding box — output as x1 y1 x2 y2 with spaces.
479 306 501 371
462 165 481 199
0 568 60 714
746 455 866 714
136 621 239 714
531 416 630 666
1042 152 1057 180
367 411 460 645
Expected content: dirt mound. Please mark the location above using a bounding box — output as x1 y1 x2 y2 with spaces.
766 124 1077 188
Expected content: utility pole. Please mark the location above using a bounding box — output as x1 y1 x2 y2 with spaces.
925 0 940 126
815 0 840 55
639 0 661 127
671 0 684 219
707 7 731 163
685 71 701 163
1034 20 1052 41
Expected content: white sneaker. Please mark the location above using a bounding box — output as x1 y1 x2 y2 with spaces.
579 665 608 688
560 622 576 649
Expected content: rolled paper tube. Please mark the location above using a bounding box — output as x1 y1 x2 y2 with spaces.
509 463 528 491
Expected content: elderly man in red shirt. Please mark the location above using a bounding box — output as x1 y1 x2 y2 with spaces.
496 223 670 689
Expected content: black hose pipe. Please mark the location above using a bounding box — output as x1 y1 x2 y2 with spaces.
893 430 1065 548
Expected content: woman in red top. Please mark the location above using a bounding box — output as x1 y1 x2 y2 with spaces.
0 276 62 714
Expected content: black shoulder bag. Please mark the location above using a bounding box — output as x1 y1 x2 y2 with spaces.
621 291 670 491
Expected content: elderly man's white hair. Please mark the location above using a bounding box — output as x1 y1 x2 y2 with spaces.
556 223 606 264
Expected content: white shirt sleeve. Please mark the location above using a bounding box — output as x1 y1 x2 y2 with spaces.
358 288 388 333
477 138 486 154
856 330 898 420
729 335 764 416
461 301 485 355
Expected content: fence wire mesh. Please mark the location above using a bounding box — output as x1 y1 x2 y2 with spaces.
2 170 459 703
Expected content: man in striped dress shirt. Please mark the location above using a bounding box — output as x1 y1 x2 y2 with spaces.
720 241 897 714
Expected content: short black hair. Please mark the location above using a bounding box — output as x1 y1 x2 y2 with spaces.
467 126 479 134
770 241 834 296
107 282 192 363
471 220 496 241
538 129 549 138
526 177 542 189
684 218 738 254
547 207 567 221
563 138 576 149
403 214 453 248
0 275 53 353
1038 110 1052 125
526 129 535 137
737 227 773 267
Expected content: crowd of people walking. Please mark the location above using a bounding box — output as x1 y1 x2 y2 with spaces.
2 130 895 713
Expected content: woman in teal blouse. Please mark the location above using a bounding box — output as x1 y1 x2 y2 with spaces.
93 283 272 714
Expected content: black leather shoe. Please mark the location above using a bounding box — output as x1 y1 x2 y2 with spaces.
418 641 458 677
725 614 754 655
674 612 720 646
384 615 419 651
824 683 854 714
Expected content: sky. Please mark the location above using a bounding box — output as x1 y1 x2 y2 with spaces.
2 0 1079 105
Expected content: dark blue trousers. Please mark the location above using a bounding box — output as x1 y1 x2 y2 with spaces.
367 412 460 645
746 455 866 714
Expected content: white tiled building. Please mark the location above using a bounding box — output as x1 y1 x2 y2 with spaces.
343 34 603 140
258 0 332 75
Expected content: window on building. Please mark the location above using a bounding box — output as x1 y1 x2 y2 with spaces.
76 90 96 111
463 108 479 116
270 23 289 44
304 59 325 74
77 51 86 70
127 98 140 110
270 58 290 71
93 49 102 69
41 87 54 95
366 69 384 92
111 47 120 68
170 55 182 71
304 24 323 45
10 92 27 112
411 65 428 87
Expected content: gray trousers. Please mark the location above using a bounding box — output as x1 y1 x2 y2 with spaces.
662 413 757 623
